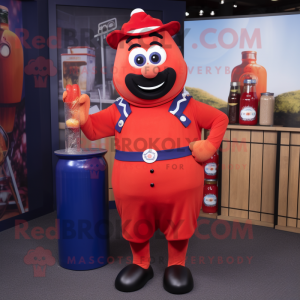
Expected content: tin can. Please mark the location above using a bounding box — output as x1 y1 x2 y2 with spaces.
55 149 109 270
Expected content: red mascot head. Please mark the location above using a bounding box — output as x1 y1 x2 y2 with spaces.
107 8 187 107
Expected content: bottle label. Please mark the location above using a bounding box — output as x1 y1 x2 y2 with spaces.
240 106 256 121
204 194 217 207
204 163 217 176
228 103 238 106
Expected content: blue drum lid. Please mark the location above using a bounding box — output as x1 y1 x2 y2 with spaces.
54 148 107 159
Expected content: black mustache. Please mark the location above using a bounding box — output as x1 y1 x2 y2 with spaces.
125 68 176 100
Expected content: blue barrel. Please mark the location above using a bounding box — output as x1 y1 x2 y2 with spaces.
55 149 109 270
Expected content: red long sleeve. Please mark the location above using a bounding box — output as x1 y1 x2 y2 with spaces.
191 100 229 149
80 104 117 141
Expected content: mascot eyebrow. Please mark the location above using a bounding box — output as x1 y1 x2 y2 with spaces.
127 32 163 51
149 32 163 39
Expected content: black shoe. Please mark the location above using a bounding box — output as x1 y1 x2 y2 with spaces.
163 265 194 294
115 264 154 292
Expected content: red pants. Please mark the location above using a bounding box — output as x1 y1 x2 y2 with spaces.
113 157 204 243
130 239 189 269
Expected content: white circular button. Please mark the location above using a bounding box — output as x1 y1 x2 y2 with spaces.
142 149 158 164
180 115 186 122
118 120 124 127
0 44 10 57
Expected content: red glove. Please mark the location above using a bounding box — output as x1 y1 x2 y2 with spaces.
189 140 217 163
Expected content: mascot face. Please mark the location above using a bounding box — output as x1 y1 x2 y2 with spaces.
113 31 187 107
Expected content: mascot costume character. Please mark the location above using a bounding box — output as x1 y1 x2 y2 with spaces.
63 9 228 295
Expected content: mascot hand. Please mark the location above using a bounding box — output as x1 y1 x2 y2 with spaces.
189 140 217 163
63 84 90 126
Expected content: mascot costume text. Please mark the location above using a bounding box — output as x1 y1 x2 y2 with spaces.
63 8 228 294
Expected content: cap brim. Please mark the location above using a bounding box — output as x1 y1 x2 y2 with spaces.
106 21 180 49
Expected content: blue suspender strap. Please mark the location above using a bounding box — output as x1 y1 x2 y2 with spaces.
114 98 132 133
168 93 192 128
115 146 192 162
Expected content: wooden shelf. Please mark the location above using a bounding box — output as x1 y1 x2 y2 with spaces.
199 210 218 219
227 124 300 132
275 225 300 234
220 126 300 234
217 215 274 228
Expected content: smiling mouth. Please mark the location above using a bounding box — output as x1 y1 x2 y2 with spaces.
125 68 176 100
138 82 165 90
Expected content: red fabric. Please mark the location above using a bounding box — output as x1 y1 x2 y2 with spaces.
130 241 150 269
106 11 180 49
81 98 228 150
81 98 228 243
129 239 189 269
168 239 189 267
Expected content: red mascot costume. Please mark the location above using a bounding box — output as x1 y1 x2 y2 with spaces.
63 8 228 294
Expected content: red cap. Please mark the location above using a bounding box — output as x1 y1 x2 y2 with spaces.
106 8 180 49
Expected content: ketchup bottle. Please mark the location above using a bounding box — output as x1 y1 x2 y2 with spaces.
239 79 258 125
0 6 24 133
203 180 218 214
203 152 219 180
231 51 267 101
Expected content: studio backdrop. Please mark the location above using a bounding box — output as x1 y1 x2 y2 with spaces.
184 12 300 127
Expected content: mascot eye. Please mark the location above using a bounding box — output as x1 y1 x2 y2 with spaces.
149 52 161 64
134 55 146 66
128 48 147 68
0 44 10 57
147 45 166 66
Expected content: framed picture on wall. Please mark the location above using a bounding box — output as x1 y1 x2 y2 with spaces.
55 6 162 150
0 0 54 231
0 1 27 223
184 11 300 127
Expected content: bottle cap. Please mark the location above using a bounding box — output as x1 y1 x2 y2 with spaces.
251 79 257 84
242 51 257 60
261 92 274 96
244 79 252 84
205 180 217 185
231 82 240 86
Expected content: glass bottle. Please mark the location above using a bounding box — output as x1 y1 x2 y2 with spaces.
228 82 240 124
203 151 219 180
0 6 24 133
203 180 218 214
231 51 267 101
259 92 275 126
239 79 258 125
